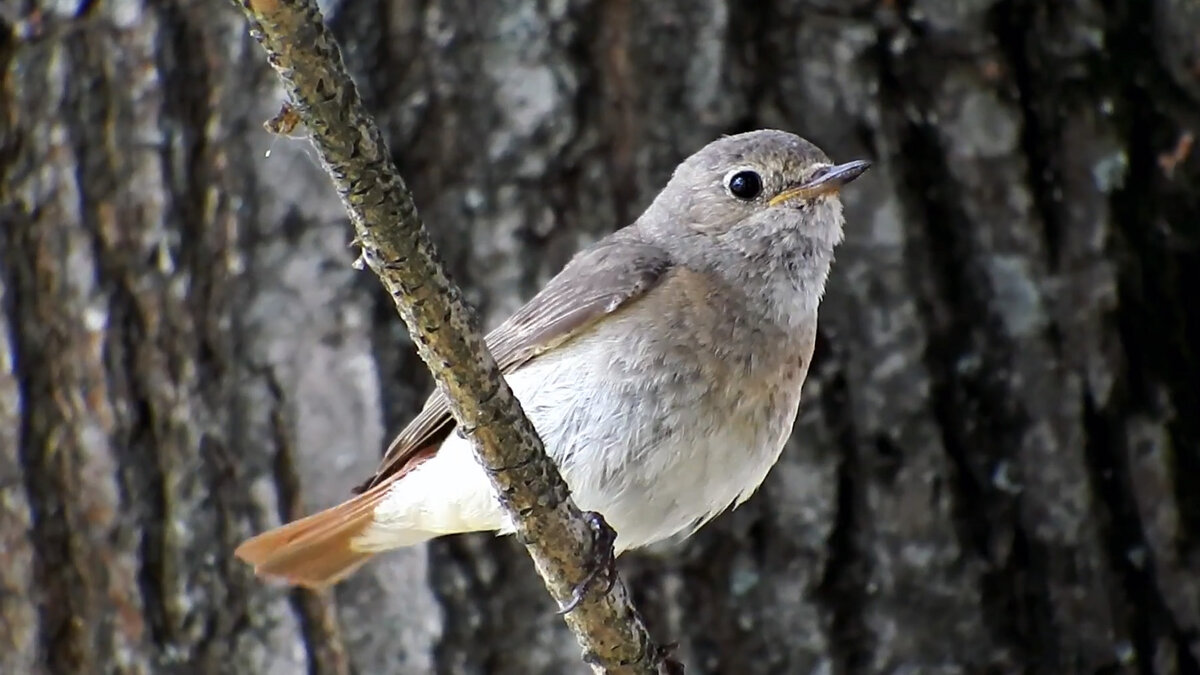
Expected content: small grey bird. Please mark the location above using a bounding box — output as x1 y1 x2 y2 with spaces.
236 129 870 587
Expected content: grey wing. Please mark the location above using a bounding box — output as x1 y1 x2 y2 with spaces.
354 233 673 492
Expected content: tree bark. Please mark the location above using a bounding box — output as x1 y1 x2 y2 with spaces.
2 1 1197 674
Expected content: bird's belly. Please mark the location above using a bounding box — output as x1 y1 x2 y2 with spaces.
563 415 793 552
369 307 811 551
511 323 805 551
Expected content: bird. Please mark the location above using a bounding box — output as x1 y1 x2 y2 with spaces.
235 129 870 589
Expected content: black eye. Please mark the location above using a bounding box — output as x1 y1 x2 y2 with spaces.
726 170 763 200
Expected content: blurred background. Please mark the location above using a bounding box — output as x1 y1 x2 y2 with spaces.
2 1 1198 673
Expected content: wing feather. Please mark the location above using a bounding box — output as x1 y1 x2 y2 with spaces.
353 231 673 493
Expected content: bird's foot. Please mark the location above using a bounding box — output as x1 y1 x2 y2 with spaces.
557 511 618 615
655 642 686 674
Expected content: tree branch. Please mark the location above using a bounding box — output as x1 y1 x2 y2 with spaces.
229 0 674 672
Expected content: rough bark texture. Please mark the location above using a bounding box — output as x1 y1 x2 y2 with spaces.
2 1 1197 674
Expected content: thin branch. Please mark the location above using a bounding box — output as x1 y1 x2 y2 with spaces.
229 0 674 672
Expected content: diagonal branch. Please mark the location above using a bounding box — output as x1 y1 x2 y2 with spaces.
229 0 674 672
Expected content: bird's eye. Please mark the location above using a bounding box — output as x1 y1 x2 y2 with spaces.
726 170 763 200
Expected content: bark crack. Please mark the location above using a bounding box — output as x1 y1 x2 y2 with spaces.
813 367 871 675
1094 1 1200 670
873 18 1056 668
261 367 352 675
1 191 86 674
989 0 1066 269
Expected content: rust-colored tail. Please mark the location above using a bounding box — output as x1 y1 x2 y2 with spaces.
235 483 390 589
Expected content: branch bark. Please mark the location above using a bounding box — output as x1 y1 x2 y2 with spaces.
229 0 672 672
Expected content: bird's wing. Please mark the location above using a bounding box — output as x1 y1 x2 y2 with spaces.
354 232 674 493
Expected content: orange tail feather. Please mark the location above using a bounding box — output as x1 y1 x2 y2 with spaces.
236 483 391 589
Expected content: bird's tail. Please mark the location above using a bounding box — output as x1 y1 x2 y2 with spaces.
235 481 422 589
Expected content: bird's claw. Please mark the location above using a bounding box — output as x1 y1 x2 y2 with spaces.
557 511 618 615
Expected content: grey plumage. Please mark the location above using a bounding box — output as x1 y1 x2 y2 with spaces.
235 129 870 587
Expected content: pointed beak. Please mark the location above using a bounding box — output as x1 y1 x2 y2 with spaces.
768 159 872 206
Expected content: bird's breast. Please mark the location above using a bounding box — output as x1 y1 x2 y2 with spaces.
504 270 817 550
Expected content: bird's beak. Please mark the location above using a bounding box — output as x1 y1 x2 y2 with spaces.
768 159 872 206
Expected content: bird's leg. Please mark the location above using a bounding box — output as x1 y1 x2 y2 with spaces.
557 511 618 615
657 643 686 674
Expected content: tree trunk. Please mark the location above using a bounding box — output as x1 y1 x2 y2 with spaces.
2 1 1197 674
